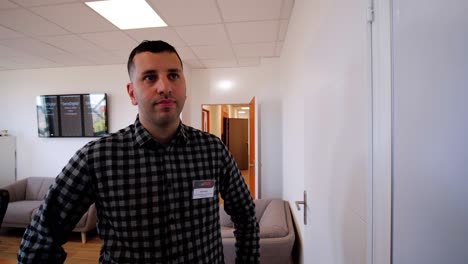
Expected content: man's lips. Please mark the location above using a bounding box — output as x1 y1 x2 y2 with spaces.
156 99 176 107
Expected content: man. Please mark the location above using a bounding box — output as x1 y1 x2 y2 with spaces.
18 40 260 263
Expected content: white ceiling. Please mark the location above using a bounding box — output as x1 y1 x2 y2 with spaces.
0 0 294 71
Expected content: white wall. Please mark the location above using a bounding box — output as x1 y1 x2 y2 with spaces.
392 0 468 263
189 60 283 198
0 63 192 180
280 0 370 263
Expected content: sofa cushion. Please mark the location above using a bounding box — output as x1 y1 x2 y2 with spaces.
221 199 295 264
221 226 235 238
3 200 41 226
258 200 288 238
219 205 234 228
253 199 271 221
74 210 89 229
259 225 288 238
25 177 54 201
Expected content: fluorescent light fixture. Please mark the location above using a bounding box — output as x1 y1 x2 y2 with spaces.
238 111 246 114
85 0 167 30
241 107 250 110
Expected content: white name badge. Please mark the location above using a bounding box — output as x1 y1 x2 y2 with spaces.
192 180 215 199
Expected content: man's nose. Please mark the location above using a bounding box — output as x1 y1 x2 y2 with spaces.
156 76 172 95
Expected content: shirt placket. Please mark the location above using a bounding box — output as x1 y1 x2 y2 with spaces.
161 146 181 264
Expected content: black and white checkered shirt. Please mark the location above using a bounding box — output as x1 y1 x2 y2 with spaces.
18 117 260 263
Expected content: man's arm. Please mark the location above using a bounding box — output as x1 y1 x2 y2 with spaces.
18 148 95 263
219 145 260 264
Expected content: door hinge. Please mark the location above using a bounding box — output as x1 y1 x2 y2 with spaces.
367 5 375 23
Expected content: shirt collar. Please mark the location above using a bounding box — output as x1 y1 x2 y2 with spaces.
133 116 188 148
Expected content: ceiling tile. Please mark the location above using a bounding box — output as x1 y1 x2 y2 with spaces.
0 25 24 39
176 47 197 60
233 42 275 58
0 55 59 69
280 0 295 19
0 1 19 9
217 0 282 22
125 27 187 47
275 42 283 56
148 0 221 26
175 24 230 46
0 44 25 56
0 0 294 70
11 0 76 7
30 3 117 33
278 20 289 41
191 45 234 60
238 57 260 67
0 8 68 36
183 59 204 69
226 21 279 44
201 59 238 68
80 31 138 51
0 38 67 56
39 35 102 52
45 52 93 66
109 49 131 62
78 50 125 65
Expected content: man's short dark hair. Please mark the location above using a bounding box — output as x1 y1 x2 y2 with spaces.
127 40 183 78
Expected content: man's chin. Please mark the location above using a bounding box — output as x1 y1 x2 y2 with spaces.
152 115 180 127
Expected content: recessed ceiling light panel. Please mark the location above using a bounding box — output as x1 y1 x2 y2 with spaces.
86 0 167 30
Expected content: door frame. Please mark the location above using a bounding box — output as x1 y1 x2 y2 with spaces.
201 108 210 132
371 0 392 263
201 102 258 199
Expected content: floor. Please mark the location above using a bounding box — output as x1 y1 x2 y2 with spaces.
0 228 100 263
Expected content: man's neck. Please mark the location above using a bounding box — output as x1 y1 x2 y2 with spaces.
141 118 180 145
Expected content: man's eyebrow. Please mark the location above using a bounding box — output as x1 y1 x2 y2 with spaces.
142 70 156 75
141 69 181 75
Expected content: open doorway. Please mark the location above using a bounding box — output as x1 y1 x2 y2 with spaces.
202 98 256 198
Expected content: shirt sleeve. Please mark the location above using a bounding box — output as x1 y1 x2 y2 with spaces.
17 147 96 264
219 144 260 264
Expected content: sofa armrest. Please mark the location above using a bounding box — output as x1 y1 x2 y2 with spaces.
0 189 9 228
260 202 295 257
258 199 289 238
2 179 27 202
72 203 97 232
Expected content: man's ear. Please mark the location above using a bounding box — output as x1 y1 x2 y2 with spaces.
127 83 138 105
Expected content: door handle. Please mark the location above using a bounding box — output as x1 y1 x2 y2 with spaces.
295 191 307 225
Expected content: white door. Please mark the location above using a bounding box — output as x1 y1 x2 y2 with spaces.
300 0 372 263
281 0 372 262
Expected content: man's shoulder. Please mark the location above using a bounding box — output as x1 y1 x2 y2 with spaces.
82 124 135 151
182 124 223 144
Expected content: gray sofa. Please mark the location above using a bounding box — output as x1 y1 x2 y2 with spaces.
1 177 97 243
220 198 295 264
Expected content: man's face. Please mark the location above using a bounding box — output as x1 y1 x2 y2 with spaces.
127 51 186 129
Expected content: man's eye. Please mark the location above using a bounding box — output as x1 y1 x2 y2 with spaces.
143 75 156 81
168 73 179 80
